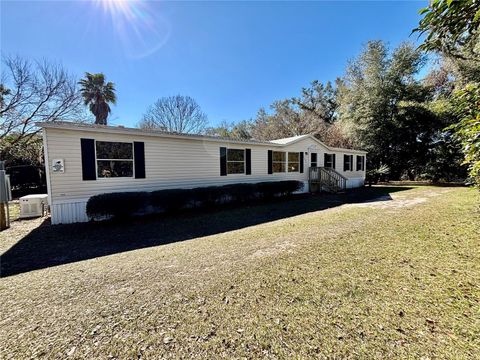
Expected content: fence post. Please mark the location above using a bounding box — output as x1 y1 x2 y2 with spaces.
0 161 10 230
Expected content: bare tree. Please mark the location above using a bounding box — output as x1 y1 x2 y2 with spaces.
1 56 85 159
250 95 352 148
250 100 329 141
139 95 208 134
205 120 252 140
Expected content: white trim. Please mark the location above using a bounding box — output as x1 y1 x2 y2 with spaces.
344 154 354 171
51 198 90 205
272 134 368 154
95 140 135 179
272 150 287 173
37 122 278 147
226 148 246 175
287 152 300 173
42 129 52 206
36 122 368 154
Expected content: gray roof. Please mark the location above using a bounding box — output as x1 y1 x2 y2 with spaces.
270 135 311 144
36 121 367 153
37 121 277 145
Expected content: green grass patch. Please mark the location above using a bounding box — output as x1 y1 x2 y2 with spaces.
0 186 479 358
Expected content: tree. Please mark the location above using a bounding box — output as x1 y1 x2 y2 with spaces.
139 95 208 134
291 80 338 124
448 83 480 187
0 84 10 111
422 130 467 182
247 80 351 147
1 56 84 162
250 100 313 140
78 72 116 125
336 40 450 179
416 1 480 186
206 120 252 140
414 0 480 60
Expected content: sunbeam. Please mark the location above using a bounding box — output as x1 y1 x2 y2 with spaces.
92 0 171 59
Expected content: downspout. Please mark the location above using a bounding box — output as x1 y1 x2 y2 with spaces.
42 128 53 212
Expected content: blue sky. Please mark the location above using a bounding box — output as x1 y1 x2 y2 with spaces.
1 0 427 127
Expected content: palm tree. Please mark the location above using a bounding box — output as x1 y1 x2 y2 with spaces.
78 73 116 125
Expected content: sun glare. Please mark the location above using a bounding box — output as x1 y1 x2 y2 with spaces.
96 0 137 19
92 0 171 59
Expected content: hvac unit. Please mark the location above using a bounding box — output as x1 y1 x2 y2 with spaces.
19 194 48 219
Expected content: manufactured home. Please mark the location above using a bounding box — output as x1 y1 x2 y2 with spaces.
37 122 367 224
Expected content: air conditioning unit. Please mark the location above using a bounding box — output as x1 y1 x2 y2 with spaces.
19 194 48 219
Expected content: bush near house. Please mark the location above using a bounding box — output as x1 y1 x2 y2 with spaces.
191 186 226 208
86 181 304 220
86 191 150 220
151 188 193 212
223 183 258 203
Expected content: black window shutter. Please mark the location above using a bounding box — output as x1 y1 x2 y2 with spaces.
80 138 96 180
324 153 328 167
362 156 365 171
300 152 304 173
344 154 348 171
351 155 354 171
332 154 336 169
267 150 273 174
356 155 360 171
245 149 251 175
220 147 227 176
134 142 146 178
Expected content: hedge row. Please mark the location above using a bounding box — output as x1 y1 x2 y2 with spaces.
86 180 304 220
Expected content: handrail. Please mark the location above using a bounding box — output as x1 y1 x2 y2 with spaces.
323 167 348 181
308 166 347 193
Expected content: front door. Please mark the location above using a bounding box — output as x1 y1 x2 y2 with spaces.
310 153 318 167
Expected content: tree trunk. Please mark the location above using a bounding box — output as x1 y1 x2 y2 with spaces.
0 203 7 231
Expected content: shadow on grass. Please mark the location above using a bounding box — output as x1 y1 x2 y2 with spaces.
1 186 411 277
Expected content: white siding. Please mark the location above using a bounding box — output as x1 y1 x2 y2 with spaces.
44 128 366 224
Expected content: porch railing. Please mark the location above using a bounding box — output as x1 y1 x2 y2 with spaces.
309 167 347 193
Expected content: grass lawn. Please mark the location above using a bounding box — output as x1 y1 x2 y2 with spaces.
0 186 479 358
8 201 20 221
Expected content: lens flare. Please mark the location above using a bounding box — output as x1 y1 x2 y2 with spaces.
96 0 133 18
93 0 171 59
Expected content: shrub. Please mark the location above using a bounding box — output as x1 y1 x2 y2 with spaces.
86 180 305 221
223 183 258 203
366 164 390 185
280 180 304 195
151 188 192 212
86 191 150 220
191 186 225 207
256 181 278 199
256 180 303 199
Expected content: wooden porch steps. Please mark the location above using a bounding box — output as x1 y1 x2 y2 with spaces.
309 167 347 194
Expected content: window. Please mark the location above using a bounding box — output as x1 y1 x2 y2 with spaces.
344 154 353 171
227 148 245 174
272 151 286 173
96 141 134 178
356 155 365 171
288 152 300 172
324 153 335 169
311 153 317 167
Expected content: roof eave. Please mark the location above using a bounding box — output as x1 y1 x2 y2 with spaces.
36 122 368 153
35 121 283 147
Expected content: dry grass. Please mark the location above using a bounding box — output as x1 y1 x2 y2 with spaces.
3 201 20 222
0 186 479 359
